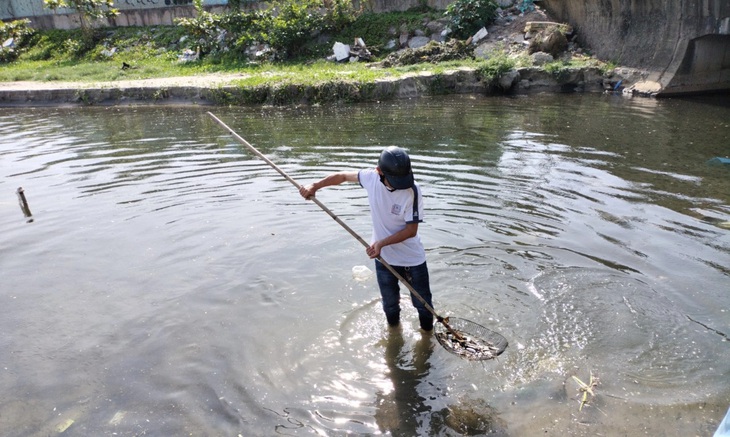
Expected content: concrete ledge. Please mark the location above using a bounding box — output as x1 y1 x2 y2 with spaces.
0 85 212 106
0 66 624 107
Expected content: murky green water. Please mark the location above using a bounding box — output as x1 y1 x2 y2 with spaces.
1 94 728 436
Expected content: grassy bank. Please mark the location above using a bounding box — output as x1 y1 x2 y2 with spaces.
0 26 513 86
1 26 227 82
0 4 620 107
0 7 458 84
0 7 610 86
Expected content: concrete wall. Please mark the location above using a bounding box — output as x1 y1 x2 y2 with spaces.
1 0 232 29
1 0 452 24
1 0 227 17
351 0 451 13
2 0 461 29
540 0 730 96
26 5 235 29
351 0 514 13
2 0 457 29
2 0 498 24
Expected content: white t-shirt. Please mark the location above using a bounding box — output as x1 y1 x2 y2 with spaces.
358 168 426 266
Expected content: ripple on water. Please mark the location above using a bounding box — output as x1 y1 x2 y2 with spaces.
511 267 725 404
280 298 507 436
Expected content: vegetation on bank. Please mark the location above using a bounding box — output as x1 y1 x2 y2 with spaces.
0 0 612 100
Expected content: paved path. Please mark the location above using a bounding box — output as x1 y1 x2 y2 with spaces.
0 73 247 91
0 73 258 106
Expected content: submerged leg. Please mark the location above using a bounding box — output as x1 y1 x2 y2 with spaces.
375 260 401 326
404 262 433 331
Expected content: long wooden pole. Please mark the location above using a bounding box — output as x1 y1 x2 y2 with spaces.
207 112 463 338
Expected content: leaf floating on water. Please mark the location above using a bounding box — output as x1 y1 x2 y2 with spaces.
109 410 126 425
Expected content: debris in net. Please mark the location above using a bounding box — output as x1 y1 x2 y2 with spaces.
435 330 502 361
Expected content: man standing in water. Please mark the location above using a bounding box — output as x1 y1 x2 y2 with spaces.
299 146 434 331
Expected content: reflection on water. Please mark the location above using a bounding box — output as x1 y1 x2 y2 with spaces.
0 94 729 436
375 327 507 436
375 327 433 435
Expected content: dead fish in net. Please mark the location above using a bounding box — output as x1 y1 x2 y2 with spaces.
435 330 503 361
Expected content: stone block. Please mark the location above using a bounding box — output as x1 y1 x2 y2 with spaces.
408 36 431 49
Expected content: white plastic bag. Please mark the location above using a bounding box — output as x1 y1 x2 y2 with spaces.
352 265 373 281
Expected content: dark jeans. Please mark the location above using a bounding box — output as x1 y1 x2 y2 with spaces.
375 260 434 330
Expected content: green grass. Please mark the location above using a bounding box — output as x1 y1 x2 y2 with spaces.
0 56 197 82
542 54 614 76
337 10 441 48
228 61 378 87
0 26 201 82
220 60 486 88
0 26 492 86
0 55 484 86
0 21 613 87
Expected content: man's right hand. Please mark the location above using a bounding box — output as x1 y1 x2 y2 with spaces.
299 184 316 199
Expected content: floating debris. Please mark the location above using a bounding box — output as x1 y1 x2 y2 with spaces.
572 371 599 411
352 265 373 281
707 157 730 166
17 187 33 222
56 418 74 433
109 410 126 426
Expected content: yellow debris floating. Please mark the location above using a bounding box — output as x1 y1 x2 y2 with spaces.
572 371 599 411
56 418 74 433
109 411 127 425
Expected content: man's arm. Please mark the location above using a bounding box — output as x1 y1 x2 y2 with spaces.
299 171 359 199
366 222 419 259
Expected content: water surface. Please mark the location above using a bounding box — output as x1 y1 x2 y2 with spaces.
1 94 729 436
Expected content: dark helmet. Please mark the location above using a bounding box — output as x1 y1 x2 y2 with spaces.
378 146 414 189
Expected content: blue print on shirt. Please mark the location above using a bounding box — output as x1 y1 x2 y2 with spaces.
390 204 402 215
